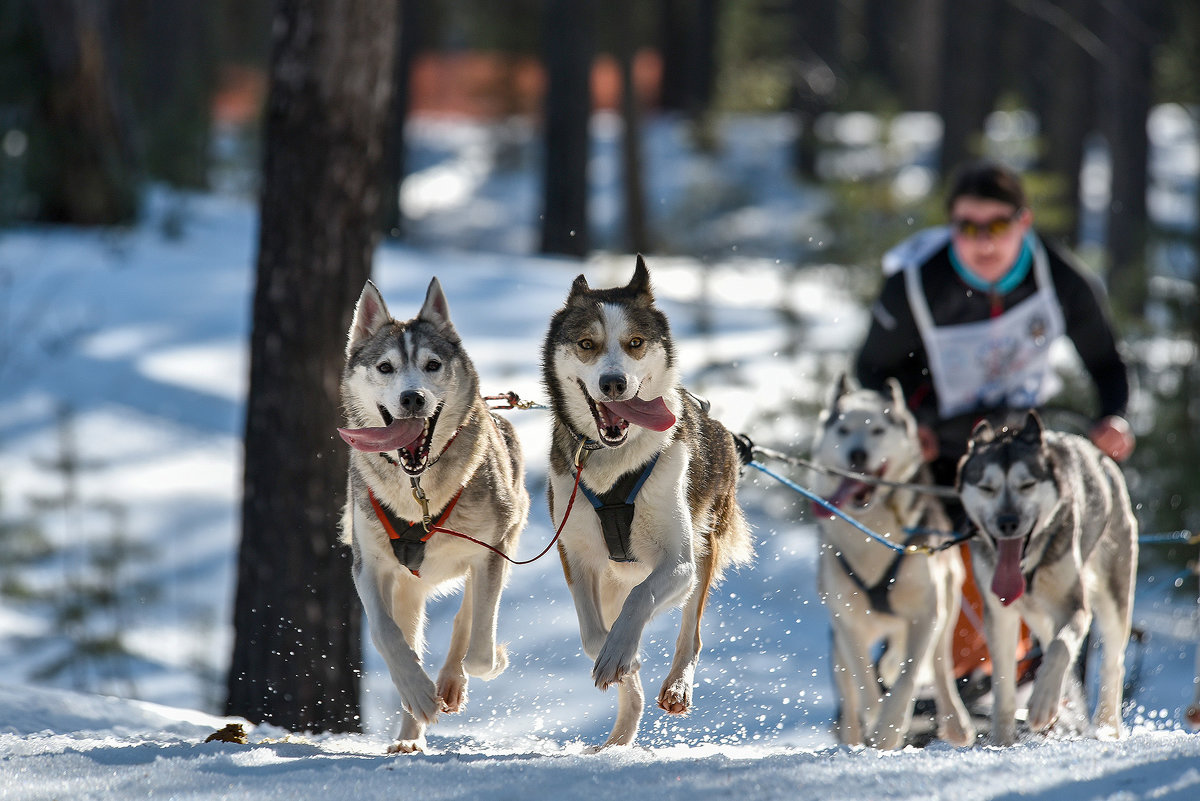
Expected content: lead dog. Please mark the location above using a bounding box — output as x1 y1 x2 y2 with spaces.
957 411 1137 744
813 375 975 749
338 278 528 753
542 256 753 748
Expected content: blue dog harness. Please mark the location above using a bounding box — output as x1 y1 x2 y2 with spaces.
579 454 659 563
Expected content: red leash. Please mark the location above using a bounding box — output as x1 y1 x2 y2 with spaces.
426 457 586 566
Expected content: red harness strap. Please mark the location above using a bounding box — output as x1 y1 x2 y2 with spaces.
368 486 464 576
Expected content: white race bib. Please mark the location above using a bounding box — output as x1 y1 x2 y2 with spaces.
905 238 1065 419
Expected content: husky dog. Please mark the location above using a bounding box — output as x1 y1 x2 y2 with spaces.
812 375 975 749
338 278 528 753
957 411 1137 745
542 255 753 748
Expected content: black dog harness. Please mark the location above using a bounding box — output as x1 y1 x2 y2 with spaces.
368 487 463 577
832 548 906 616
579 454 659 563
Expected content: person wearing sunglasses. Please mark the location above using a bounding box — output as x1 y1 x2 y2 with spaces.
852 160 1135 711
856 159 1134 474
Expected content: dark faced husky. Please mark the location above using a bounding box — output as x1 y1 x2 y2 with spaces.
542 255 753 748
957 412 1137 745
338 278 528 753
813 375 975 749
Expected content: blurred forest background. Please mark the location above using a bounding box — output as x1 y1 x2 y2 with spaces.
2 0 1199 733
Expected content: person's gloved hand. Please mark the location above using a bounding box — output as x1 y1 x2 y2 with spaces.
1089 415 1135 462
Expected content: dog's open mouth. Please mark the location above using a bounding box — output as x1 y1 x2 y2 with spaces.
824 466 886 510
337 403 443 475
579 381 676 446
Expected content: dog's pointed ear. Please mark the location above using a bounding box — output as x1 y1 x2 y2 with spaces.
567 273 592 307
885 377 906 414
969 419 995 445
418 276 453 330
347 280 391 355
827 372 854 407
954 453 969 492
628 254 653 300
1017 409 1044 444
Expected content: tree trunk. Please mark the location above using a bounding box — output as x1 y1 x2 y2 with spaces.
937 0 1004 174
26 0 138 224
225 0 396 734
1027 0 1097 245
380 0 423 238
788 0 841 181
657 0 717 117
617 0 649 254
1101 0 1163 316
540 0 595 257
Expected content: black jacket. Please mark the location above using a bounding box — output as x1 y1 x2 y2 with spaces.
855 233 1129 466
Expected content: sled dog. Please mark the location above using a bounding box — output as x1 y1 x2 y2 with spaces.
813 375 975 749
338 278 528 753
957 411 1137 745
542 255 753 748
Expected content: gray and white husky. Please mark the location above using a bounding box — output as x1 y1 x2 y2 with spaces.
337 278 528 753
957 411 1137 745
813 375 975 749
542 255 753 748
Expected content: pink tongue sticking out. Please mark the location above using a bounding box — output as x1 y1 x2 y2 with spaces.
991 536 1027 606
600 396 676 432
337 419 424 453
811 476 872 518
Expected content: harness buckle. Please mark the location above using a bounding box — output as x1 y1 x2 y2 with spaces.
410 478 433 532
573 438 592 470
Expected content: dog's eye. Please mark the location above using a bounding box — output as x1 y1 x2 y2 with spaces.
1017 480 1036 493
628 336 644 348
377 362 393 374
578 338 594 350
424 359 442 373
871 427 886 436
977 485 999 496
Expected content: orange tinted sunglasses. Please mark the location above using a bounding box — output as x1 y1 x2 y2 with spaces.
951 210 1023 239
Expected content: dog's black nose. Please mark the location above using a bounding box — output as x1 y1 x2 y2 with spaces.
599 373 627 399
399 390 426 413
996 513 1020 537
848 448 868 472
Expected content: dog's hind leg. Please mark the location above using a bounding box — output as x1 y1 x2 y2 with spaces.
599 669 645 749
658 546 716 714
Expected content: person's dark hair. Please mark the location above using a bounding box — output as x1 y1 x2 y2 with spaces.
944 161 1027 212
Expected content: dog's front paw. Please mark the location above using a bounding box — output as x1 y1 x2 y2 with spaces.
657 677 692 715
436 670 468 714
387 735 427 755
397 672 442 726
866 724 905 751
938 715 977 748
592 641 641 690
990 720 1018 747
1026 677 1065 732
464 642 508 680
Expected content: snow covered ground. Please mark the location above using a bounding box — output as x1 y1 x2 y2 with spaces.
1 113 1198 798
